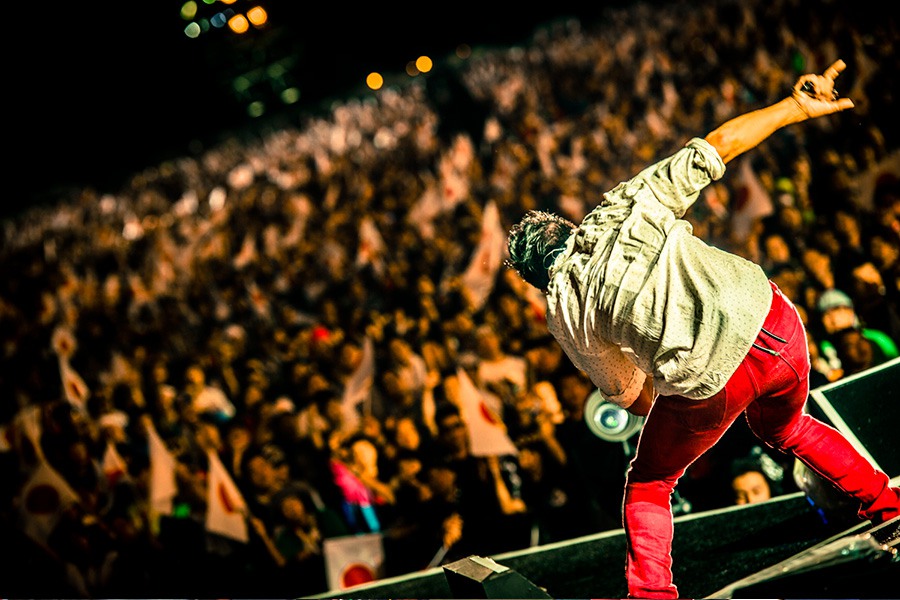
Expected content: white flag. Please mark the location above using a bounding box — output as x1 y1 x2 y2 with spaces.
407 178 444 239
102 440 129 487
146 421 178 523
323 532 385 591
12 404 45 461
356 216 387 275
730 158 773 245
50 324 77 359
59 358 90 411
17 458 81 548
341 336 375 430
205 449 249 543
460 199 507 311
455 368 518 457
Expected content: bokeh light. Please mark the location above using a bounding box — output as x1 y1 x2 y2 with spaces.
415 55 433 73
366 72 384 90
247 6 267 26
228 13 249 33
184 21 202 38
180 1 198 20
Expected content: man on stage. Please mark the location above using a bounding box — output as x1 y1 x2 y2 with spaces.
506 59 900 598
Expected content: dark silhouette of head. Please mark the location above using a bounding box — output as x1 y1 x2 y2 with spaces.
506 210 576 290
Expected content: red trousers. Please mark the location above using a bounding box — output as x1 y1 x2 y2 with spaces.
623 282 900 599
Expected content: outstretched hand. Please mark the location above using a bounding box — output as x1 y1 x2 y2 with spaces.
792 59 855 118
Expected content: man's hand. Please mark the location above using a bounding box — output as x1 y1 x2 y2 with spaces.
792 59 856 118
706 57 856 164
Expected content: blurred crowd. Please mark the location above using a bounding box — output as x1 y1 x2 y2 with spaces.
2 0 899 596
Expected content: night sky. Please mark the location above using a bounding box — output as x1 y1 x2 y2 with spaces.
9 2 602 218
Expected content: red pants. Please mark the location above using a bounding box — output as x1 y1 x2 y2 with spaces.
623 282 900 599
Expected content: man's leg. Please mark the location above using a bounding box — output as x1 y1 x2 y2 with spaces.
622 281 808 598
624 381 752 599
744 285 900 524
746 379 900 523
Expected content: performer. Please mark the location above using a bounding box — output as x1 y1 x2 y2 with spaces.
506 59 900 598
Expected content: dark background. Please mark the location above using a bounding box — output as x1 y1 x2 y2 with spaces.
9 2 606 219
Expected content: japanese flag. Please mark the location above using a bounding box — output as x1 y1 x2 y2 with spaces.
407 179 443 238
341 336 375 429
102 440 129 487
455 367 518 457
17 459 81 548
12 404 45 461
356 216 387 276
460 199 507 311
323 532 385 591
59 358 90 412
731 157 773 245
205 449 249 543
146 421 178 523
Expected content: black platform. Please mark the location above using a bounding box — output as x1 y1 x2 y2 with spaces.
306 358 900 599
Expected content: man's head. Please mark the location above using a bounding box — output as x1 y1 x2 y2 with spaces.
729 448 784 505
731 469 773 505
817 288 857 334
507 210 576 290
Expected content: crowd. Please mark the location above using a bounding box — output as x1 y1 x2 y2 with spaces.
2 0 899 596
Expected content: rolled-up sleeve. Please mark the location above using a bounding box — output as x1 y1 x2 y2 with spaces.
642 137 726 218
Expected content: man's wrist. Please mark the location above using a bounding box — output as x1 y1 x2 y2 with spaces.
786 95 811 124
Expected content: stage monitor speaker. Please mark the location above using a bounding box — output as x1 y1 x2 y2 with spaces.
442 555 552 599
807 357 900 477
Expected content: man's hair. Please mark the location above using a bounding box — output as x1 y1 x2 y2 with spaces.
506 210 576 290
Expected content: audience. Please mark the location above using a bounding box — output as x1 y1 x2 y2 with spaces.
729 446 790 506
2 0 898 595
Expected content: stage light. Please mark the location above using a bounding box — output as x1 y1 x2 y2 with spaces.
584 389 644 442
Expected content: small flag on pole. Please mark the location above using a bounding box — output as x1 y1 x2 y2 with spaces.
145 420 178 531
205 449 249 543
17 458 81 549
59 358 89 412
323 532 385 591
460 200 507 311
455 368 518 457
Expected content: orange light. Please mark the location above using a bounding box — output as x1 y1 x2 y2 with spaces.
366 72 384 90
228 13 249 33
247 6 267 26
415 55 433 73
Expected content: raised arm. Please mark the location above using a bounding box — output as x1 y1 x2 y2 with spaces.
705 59 855 164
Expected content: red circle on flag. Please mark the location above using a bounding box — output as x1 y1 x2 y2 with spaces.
218 483 237 512
341 562 375 588
479 402 500 425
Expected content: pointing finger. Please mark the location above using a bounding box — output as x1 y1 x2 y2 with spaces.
824 59 846 81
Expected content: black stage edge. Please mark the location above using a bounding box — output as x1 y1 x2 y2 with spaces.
306 359 900 599
306 492 870 598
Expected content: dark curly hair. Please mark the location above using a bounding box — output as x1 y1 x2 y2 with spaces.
506 210 576 290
